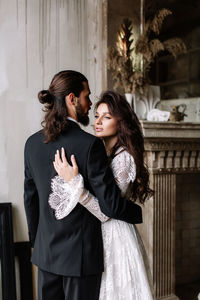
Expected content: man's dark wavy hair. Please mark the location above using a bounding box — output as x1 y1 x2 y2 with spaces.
38 70 88 143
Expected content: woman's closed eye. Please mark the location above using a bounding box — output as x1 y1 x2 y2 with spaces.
95 115 111 119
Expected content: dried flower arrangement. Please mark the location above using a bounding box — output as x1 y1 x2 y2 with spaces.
107 19 144 94
108 8 187 94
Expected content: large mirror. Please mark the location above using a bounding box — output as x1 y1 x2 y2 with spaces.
147 0 200 99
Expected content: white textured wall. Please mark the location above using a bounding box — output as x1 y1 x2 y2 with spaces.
0 0 107 243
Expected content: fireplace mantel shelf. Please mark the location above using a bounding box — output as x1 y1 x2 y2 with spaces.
140 121 200 139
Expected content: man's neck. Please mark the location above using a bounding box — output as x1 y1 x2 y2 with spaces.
67 108 78 121
67 116 79 124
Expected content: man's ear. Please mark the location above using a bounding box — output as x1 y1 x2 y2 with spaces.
65 93 75 107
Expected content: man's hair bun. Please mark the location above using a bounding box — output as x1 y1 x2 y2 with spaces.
38 90 53 104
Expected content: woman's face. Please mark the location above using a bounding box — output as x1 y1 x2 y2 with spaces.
94 103 118 138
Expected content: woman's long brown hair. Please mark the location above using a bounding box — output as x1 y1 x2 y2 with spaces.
95 91 154 204
38 70 88 143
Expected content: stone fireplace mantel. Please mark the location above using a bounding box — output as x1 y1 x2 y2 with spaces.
138 121 200 300
142 121 200 138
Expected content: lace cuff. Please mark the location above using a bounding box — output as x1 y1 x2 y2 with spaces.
48 174 85 219
48 174 109 222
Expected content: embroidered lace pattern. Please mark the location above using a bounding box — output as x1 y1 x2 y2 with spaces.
48 173 109 222
48 174 84 219
110 148 136 194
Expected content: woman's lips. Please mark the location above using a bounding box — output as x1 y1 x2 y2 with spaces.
95 128 103 132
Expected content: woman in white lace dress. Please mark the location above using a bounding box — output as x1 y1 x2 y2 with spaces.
49 91 154 300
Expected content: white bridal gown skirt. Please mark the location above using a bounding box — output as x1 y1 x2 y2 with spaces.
100 219 154 300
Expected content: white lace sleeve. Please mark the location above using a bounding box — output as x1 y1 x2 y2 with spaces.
48 174 109 222
48 148 136 222
48 174 83 220
111 149 136 195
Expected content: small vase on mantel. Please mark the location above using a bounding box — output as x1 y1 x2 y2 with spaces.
125 93 133 107
125 86 161 120
133 85 161 120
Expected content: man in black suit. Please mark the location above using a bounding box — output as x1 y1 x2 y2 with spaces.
24 70 142 300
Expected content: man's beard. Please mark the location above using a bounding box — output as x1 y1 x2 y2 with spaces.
75 101 90 126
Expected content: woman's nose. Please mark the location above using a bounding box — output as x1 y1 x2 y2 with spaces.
96 117 102 124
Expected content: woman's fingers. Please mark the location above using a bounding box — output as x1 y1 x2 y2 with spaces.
53 160 59 173
61 147 68 165
53 161 57 171
53 150 78 182
54 150 60 166
54 149 78 177
71 155 78 170
54 152 62 171
54 156 60 171
55 150 64 168
55 148 69 166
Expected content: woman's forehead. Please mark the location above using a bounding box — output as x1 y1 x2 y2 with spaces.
96 103 110 113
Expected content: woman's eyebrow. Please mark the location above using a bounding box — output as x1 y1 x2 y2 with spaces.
95 111 111 115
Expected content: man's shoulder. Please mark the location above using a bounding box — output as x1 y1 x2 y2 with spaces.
63 125 97 145
78 128 97 143
24 127 101 151
77 129 105 151
25 129 44 148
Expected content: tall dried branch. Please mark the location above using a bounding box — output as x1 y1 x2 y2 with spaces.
116 19 133 59
107 47 135 93
135 35 152 63
151 8 172 35
108 18 144 93
149 39 164 58
163 38 187 58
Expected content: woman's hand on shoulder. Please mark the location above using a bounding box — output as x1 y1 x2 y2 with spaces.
53 147 79 182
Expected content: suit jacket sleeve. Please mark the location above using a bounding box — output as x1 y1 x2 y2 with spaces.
87 137 142 224
24 142 39 247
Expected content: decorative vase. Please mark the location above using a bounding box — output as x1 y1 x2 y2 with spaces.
133 85 161 120
125 93 133 107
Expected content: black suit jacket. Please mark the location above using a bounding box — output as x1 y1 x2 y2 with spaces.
24 120 142 276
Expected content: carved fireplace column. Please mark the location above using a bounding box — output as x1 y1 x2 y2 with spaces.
137 121 200 300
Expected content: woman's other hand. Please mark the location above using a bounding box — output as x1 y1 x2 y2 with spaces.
53 147 79 182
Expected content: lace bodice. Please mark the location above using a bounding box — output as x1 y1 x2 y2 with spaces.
48 148 136 221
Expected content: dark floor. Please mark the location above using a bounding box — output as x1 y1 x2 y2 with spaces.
176 281 200 300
